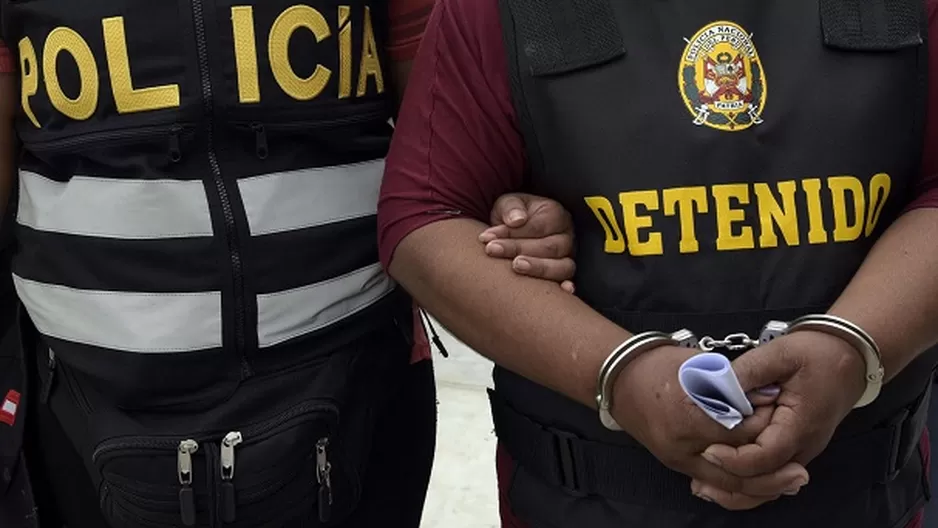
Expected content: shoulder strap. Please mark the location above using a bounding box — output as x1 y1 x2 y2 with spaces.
819 0 925 51
499 0 625 76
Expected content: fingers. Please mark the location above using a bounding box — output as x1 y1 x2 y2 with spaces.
691 480 778 511
561 280 575 294
732 344 798 393
718 403 775 446
511 256 576 282
690 462 808 510
746 385 780 407
703 406 803 478
482 201 573 241
484 235 574 260
489 194 530 227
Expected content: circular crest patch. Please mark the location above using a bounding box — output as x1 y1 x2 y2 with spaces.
678 21 766 132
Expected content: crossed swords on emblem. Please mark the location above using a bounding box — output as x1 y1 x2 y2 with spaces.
693 103 763 126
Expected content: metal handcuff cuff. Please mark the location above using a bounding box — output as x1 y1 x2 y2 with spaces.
595 314 885 431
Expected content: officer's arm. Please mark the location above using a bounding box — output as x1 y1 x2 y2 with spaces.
386 0 433 107
0 59 15 220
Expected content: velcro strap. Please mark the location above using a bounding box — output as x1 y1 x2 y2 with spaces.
820 0 924 51
500 0 625 76
489 385 928 511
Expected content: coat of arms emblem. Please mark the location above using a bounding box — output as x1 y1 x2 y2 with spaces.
679 21 767 131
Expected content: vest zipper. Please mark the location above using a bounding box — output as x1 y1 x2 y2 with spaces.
316 437 333 522
191 0 251 379
219 431 243 523
177 439 200 527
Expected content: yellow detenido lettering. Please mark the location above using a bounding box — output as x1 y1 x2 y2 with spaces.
801 178 828 244
827 176 865 242
712 184 754 251
620 190 663 256
103 17 180 114
662 187 707 254
43 27 99 121
754 181 799 248
865 173 892 236
584 196 626 254
19 37 41 128
270 5 333 101
583 174 892 258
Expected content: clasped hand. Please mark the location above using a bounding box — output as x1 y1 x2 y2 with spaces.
614 330 867 511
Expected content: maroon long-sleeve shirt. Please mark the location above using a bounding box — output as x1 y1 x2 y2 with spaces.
378 0 938 526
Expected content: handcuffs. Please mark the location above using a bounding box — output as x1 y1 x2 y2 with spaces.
596 314 885 431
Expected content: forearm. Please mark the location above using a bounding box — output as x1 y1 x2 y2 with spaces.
389 217 630 407
829 208 938 381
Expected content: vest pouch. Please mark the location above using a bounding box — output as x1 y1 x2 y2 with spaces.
41 342 376 528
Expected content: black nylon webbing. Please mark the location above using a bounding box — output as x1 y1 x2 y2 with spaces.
820 0 924 50
490 386 925 511
502 0 625 76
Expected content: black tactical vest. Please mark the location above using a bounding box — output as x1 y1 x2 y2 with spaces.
491 0 936 526
2 0 402 409
0 3 416 527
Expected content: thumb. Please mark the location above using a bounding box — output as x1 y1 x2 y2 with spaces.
491 194 529 227
732 345 798 393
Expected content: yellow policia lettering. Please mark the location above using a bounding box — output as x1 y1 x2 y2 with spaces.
19 38 41 128
339 6 353 99
356 6 384 97
269 6 333 101
585 174 893 257
43 27 99 121
232 7 261 104
19 5 383 125
103 17 181 114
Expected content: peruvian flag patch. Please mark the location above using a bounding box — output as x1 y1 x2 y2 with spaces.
0 389 20 426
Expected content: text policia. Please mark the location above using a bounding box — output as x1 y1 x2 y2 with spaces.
17 4 386 127
585 173 891 256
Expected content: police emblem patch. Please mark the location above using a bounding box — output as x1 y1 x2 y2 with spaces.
679 21 766 131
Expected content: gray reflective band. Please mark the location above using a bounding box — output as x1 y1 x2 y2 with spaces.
238 159 384 236
256 263 395 348
17 171 214 239
13 275 223 353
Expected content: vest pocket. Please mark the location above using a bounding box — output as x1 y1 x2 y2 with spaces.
90 401 341 528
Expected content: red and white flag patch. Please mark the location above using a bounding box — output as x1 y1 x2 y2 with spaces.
0 389 20 426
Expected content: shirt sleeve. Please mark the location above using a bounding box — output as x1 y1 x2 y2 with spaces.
377 0 525 268
906 0 938 210
387 0 436 62
0 41 13 74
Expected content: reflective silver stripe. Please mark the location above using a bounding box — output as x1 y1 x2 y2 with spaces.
238 159 384 236
13 275 222 353
256 263 395 348
17 170 213 239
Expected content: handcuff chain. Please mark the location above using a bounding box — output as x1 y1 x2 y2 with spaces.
697 332 760 352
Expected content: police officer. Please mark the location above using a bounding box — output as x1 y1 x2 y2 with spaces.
0 2 577 527
379 0 938 526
